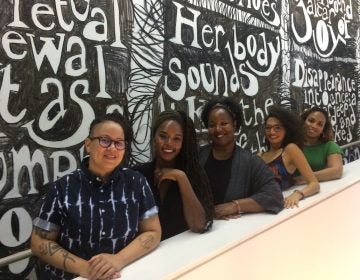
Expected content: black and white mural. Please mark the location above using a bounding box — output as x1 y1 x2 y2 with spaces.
0 0 132 278
0 0 359 279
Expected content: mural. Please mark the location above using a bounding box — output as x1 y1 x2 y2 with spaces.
0 0 359 279
290 0 359 144
0 0 132 278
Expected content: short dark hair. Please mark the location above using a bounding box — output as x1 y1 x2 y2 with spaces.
200 97 243 131
300 106 334 142
89 112 133 143
265 106 304 149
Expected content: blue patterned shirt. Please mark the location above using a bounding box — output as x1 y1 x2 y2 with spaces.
33 157 158 280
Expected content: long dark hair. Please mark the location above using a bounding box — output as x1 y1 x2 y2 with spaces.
300 106 334 142
152 110 214 220
265 106 304 149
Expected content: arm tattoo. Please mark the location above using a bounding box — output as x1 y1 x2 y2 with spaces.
38 242 75 271
62 251 76 271
39 242 61 257
139 234 155 250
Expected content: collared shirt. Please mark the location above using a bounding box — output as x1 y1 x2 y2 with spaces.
33 158 158 280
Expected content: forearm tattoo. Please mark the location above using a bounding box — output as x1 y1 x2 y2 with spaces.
139 234 155 250
38 241 75 271
62 251 76 271
39 241 61 257
35 227 76 271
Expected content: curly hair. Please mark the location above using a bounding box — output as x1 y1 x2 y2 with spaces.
200 97 243 131
265 106 304 149
300 106 334 142
152 110 214 221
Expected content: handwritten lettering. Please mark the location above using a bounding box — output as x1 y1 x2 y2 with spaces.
291 0 352 57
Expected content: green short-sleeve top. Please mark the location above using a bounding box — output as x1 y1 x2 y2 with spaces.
303 141 343 171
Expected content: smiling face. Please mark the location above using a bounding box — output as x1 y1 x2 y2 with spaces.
85 120 125 179
207 108 236 149
265 117 286 149
154 119 183 167
304 111 326 142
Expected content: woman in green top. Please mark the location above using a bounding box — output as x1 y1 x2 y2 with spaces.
296 107 343 183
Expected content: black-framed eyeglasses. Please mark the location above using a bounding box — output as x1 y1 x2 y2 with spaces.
89 136 126 150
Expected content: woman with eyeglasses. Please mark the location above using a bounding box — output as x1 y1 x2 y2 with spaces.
260 106 320 208
294 106 343 183
133 110 213 240
31 112 161 280
199 97 284 220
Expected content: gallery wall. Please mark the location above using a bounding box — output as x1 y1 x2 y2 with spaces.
0 0 359 279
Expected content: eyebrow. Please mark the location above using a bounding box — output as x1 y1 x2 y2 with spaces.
97 135 125 140
159 131 183 136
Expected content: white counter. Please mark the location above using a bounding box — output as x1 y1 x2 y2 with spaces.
75 159 360 280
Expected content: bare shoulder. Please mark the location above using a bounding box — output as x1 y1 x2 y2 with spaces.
284 143 302 154
283 143 304 169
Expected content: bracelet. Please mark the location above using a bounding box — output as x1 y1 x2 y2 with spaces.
232 200 242 214
293 190 305 200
